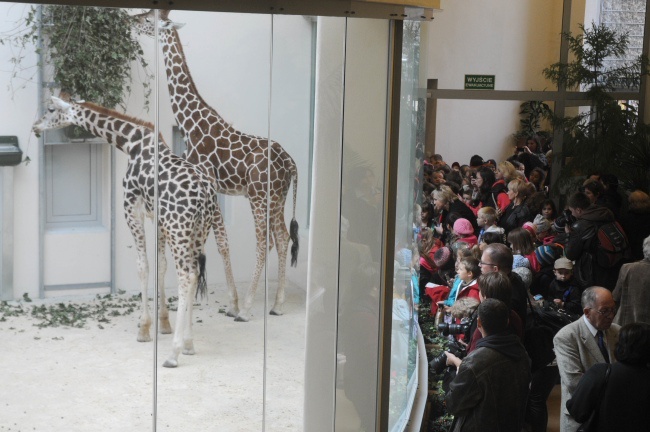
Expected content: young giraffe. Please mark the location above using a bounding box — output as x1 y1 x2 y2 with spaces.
32 96 238 368
133 10 299 322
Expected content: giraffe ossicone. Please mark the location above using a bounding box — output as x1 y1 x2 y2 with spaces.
33 95 239 367
133 10 300 322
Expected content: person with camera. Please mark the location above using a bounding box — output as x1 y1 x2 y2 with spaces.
444 298 531 432
564 191 619 290
462 271 523 354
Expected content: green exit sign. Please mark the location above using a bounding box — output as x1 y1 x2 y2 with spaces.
464 74 495 90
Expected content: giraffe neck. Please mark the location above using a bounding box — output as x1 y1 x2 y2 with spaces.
72 103 167 158
160 28 229 140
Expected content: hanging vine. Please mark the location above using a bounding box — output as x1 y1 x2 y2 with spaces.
1 5 152 110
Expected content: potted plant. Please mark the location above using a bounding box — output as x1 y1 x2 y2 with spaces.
543 22 650 191
512 100 553 151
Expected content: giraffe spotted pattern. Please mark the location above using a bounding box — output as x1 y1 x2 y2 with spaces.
134 10 299 322
33 96 238 368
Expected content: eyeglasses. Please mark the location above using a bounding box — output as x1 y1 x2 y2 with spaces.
595 307 617 316
479 261 497 268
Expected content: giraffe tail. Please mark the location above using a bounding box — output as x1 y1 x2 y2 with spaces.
290 219 299 267
290 162 299 267
196 253 207 300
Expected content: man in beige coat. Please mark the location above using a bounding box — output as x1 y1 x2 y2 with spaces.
553 287 620 432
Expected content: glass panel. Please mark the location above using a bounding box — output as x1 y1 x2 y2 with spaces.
3 3 405 430
303 16 347 432
0 4 155 429
336 18 391 432
388 20 423 432
149 10 270 431
265 14 312 430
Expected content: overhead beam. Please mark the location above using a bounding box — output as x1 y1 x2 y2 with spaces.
10 0 437 20
427 89 641 103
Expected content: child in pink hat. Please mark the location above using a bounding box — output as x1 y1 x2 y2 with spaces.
452 218 478 248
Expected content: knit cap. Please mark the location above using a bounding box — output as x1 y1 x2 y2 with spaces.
533 214 551 234
553 217 568 233
433 246 452 268
535 245 559 267
453 218 474 236
522 222 537 238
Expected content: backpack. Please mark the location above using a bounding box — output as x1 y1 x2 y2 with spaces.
524 297 576 372
594 221 629 268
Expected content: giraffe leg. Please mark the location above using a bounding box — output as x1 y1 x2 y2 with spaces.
136 251 152 342
234 199 267 322
125 200 152 343
163 258 198 368
270 210 290 316
212 207 239 317
157 232 172 335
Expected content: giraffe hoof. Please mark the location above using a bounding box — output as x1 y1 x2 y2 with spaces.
163 359 178 368
226 308 239 318
137 332 152 343
269 309 283 316
234 315 250 322
182 348 195 356
159 321 172 334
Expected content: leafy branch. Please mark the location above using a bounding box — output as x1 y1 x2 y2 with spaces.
1 5 152 110
543 22 650 191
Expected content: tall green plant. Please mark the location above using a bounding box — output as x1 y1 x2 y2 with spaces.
514 100 552 145
543 22 650 191
2 5 151 110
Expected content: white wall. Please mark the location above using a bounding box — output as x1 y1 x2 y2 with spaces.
0 3 42 298
424 0 565 164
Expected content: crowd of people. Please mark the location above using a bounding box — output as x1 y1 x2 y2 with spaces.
416 142 650 432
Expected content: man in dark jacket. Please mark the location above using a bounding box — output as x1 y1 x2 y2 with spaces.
445 299 531 431
564 191 618 290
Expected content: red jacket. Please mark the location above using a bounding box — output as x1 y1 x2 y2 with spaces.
455 279 480 302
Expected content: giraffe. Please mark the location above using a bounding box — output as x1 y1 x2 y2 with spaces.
32 95 238 368
133 10 299 322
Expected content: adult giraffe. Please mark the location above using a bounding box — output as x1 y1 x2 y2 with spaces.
134 10 299 322
33 95 237 368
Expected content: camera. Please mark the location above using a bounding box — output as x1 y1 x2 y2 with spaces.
429 340 466 375
553 209 577 231
438 321 471 338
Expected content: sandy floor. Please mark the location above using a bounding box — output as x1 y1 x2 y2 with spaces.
0 283 306 432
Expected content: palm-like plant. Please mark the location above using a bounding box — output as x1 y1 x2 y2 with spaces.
544 22 650 191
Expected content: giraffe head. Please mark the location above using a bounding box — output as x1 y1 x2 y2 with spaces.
131 9 184 37
32 96 79 137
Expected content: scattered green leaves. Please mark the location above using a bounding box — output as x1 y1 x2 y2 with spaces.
0 293 139 329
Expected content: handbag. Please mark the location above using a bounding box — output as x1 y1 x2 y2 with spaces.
576 364 611 432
